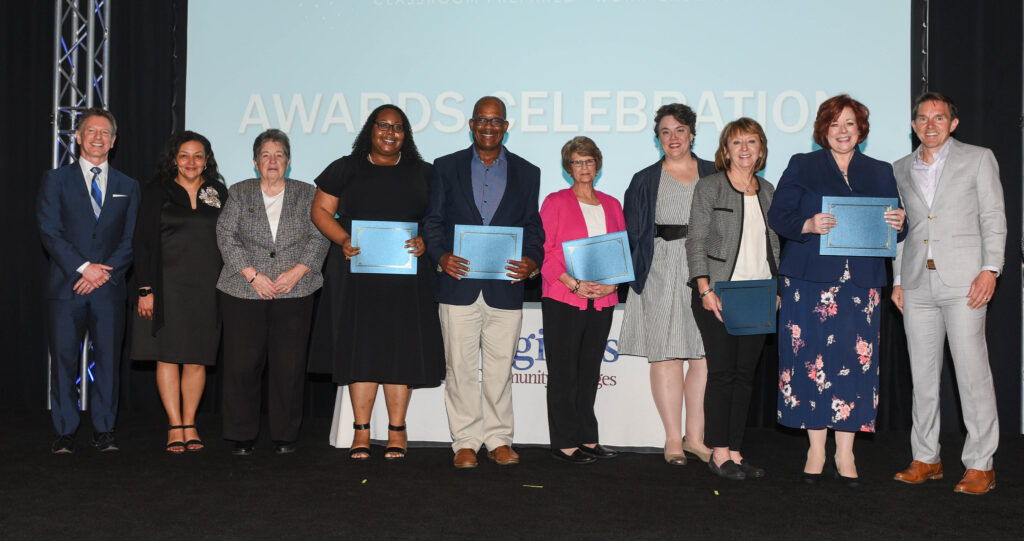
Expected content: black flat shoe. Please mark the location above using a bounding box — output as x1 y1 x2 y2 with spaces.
578 444 619 459
800 471 823 484
232 440 255 456
739 460 766 479
551 449 596 464
274 441 297 455
708 459 746 480
833 467 860 488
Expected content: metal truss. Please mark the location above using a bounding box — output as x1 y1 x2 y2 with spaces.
49 0 111 411
52 0 111 168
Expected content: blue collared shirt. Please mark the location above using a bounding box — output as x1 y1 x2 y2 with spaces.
471 147 507 225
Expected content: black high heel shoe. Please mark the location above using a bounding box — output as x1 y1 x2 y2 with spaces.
833 466 860 488
349 423 371 460
384 424 407 460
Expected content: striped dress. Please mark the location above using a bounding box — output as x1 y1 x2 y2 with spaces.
620 171 705 362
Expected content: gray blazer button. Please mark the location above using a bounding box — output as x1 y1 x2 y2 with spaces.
270 251 276 258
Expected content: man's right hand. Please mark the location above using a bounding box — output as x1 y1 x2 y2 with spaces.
440 252 469 280
891 285 904 313
81 263 113 288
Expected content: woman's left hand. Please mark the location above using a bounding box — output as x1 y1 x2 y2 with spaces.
885 208 907 231
405 236 426 257
273 264 310 294
581 282 617 299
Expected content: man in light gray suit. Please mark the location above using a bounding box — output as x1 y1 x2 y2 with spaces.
891 92 1005 495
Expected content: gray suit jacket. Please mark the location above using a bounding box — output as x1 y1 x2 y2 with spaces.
686 171 780 288
216 178 329 299
893 138 1005 289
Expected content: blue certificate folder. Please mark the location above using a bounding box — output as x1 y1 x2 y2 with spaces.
453 224 523 280
819 196 899 257
562 231 635 285
349 220 418 275
714 279 777 335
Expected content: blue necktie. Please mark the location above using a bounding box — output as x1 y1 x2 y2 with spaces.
90 167 102 219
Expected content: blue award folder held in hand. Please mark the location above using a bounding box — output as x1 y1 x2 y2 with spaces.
819 196 899 257
350 220 418 275
562 231 635 285
714 279 777 335
453 224 523 280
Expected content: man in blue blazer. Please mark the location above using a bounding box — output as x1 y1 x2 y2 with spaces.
423 96 544 469
37 108 140 453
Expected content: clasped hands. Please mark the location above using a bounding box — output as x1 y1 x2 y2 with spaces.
564 275 616 300
802 208 906 235
440 252 537 283
245 264 311 299
74 262 112 295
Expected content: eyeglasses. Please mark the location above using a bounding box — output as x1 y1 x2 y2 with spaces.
375 122 404 133
571 159 596 169
471 117 507 128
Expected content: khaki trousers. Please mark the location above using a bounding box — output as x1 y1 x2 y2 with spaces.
439 293 522 452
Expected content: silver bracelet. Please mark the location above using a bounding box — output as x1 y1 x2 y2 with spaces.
699 288 713 298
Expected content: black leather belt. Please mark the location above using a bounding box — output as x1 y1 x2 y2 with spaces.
655 224 687 241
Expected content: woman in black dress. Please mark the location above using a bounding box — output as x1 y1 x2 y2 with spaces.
309 104 444 460
132 131 227 453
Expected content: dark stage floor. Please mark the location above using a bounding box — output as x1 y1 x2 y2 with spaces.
2 409 1021 539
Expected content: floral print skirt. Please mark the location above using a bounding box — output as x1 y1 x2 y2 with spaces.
776 270 880 432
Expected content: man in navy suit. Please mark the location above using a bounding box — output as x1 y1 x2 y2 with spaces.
37 108 140 453
423 96 544 468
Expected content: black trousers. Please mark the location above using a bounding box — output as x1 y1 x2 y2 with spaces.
691 290 766 451
541 298 614 450
221 293 314 443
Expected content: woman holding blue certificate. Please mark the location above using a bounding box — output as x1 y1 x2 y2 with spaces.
309 104 445 460
687 117 780 480
767 95 906 486
539 136 625 464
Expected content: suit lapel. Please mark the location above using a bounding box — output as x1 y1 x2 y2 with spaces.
896 157 928 210
490 151 516 224
251 180 275 247
276 179 301 247
929 139 961 210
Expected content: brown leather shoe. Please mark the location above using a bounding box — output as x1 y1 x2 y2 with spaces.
893 460 943 484
453 448 478 469
487 445 520 466
954 469 995 495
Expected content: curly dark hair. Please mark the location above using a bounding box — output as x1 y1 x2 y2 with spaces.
154 131 224 184
653 103 698 137
350 104 423 163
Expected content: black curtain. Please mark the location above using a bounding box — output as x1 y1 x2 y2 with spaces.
4 2 1021 434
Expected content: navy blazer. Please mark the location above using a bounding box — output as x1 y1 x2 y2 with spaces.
623 156 717 294
766 148 907 288
37 162 140 300
423 146 544 310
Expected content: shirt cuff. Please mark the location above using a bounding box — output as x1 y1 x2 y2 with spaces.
893 275 900 287
982 266 1000 277
77 261 90 274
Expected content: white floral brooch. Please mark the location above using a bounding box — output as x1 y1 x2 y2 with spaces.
198 186 221 208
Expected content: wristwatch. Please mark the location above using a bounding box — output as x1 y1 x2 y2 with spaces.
138 288 153 297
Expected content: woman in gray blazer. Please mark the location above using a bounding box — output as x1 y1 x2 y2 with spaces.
687 118 780 480
216 129 329 455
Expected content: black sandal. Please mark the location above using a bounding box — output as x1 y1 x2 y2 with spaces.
182 424 204 452
166 425 186 454
385 424 407 460
349 423 371 460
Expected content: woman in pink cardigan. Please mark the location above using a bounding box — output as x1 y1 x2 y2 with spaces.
540 136 626 464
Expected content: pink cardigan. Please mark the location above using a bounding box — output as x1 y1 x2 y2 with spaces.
539 188 626 311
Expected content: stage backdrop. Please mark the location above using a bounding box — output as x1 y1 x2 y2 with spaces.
186 0 911 199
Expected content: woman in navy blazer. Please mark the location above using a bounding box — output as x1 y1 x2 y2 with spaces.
540 137 625 464
767 95 906 486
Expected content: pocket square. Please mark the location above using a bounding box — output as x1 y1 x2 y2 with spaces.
111 193 128 198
